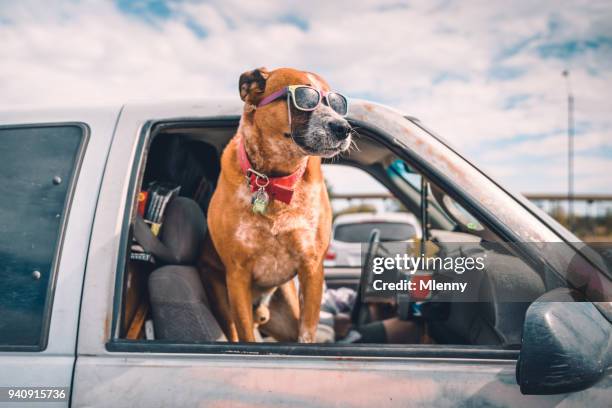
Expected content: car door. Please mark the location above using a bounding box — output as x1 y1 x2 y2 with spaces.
0 108 119 406
72 100 610 407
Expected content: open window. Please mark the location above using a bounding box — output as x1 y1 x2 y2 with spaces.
323 164 421 271
111 117 577 358
117 121 230 342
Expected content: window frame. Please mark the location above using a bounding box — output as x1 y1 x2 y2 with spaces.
0 122 89 352
106 117 524 361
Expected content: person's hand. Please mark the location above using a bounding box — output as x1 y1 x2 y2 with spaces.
334 313 353 340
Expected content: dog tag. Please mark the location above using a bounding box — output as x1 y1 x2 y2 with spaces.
251 188 269 214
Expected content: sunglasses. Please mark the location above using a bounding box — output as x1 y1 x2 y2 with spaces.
257 85 349 116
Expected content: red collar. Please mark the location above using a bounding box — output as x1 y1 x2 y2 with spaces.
238 137 307 204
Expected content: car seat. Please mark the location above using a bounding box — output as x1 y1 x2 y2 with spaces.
133 196 226 342
427 249 545 346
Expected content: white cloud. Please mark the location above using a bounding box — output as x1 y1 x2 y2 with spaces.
0 0 610 193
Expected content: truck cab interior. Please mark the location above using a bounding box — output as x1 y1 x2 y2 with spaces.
118 119 554 349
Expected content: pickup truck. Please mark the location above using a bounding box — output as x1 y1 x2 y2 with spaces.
1 100 610 407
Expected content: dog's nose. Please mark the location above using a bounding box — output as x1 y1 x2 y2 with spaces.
328 120 350 140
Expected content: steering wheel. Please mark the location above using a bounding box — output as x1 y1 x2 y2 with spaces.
363 228 381 275
351 229 382 326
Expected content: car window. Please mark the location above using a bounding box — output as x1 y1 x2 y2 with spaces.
335 222 416 242
112 122 597 357
323 164 394 212
322 164 419 268
0 124 84 349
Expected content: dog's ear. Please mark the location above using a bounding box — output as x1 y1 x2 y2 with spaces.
239 67 270 105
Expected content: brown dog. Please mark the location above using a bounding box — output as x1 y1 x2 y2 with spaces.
199 67 351 342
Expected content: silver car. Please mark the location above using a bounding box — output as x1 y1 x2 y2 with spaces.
0 100 610 407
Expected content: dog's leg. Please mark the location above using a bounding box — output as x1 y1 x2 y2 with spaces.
259 280 300 342
199 234 239 341
297 261 324 343
207 276 239 342
226 267 256 342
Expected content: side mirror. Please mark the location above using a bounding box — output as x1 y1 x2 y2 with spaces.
517 290 612 395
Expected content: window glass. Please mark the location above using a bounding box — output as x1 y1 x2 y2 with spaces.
441 195 484 231
0 125 84 348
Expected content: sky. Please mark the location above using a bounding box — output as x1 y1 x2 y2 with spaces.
1 0 611 196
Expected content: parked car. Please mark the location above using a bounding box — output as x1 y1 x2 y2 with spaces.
0 100 610 407
325 212 420 267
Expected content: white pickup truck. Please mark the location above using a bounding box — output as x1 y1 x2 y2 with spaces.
0 100 610 407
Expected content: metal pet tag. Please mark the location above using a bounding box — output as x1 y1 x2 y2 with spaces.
251 188 269 214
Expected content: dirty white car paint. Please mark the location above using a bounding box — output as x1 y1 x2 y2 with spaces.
0 100 610 407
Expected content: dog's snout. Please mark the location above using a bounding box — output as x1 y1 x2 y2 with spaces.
328 120 350 140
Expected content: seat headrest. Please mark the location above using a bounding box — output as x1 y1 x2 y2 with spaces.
160 197 206 264
134 197 206 265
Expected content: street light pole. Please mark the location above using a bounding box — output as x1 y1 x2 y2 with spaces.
562 70 575 231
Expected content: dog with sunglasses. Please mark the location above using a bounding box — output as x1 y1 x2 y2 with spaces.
199 67 351 342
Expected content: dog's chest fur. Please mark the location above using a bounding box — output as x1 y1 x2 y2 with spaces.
234 182 320 289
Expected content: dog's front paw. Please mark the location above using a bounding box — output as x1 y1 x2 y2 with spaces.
298 333 314 343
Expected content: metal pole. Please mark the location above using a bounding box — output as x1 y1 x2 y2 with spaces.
563 70 575 231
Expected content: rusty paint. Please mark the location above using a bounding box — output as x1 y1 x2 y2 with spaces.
104 313 111 338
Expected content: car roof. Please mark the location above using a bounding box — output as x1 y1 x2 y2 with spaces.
0 98 243 121
333 212 418 225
